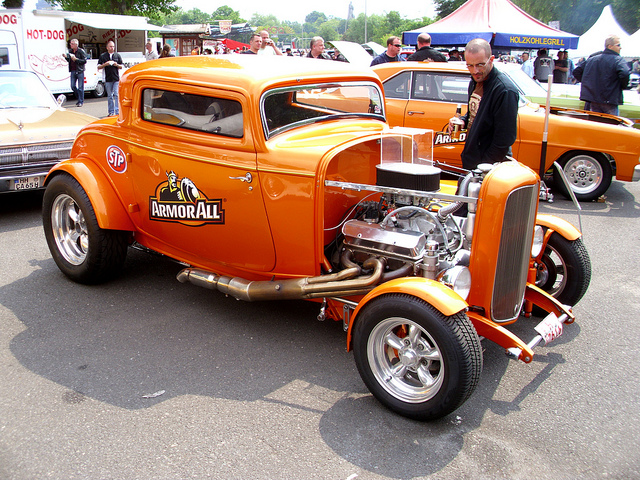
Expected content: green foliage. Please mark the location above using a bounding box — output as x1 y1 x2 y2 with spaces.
512 0 638 36
211 6 246 24
433 0 466 18
2 0 23 8
52 0 174 16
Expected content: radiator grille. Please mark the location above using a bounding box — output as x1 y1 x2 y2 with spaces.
492 184 538 322
0 142 74 167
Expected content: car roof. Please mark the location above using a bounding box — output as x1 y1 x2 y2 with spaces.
121 55 383 97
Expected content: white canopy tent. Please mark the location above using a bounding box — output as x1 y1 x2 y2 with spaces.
575 5 639 58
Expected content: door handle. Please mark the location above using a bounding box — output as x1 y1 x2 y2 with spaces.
230 173 253 183
407 111 425 116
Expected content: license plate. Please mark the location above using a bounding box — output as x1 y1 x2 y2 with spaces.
12 176 44 191
534 313 563 345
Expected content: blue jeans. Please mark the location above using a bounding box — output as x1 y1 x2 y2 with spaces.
70 71 84 104
105 81 119 116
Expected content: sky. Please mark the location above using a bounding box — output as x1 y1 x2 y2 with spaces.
173 0 437 25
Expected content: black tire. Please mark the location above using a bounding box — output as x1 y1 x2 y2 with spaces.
535 232 591 307
42 173 128 284
554 151 612 202
92 81 106 98
353 294 482 421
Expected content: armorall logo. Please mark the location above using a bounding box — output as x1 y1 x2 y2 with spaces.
149 171 225 226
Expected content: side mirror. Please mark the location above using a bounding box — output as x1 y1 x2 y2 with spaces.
56 94 67 107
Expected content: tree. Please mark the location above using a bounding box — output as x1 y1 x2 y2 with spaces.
53 0 174 16
211 6 246 24
2 0 23 8
433 0 465 18
306 11 328 25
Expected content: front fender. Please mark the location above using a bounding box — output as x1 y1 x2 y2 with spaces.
345 277 468 350
46 159 135 231
536 213 581 241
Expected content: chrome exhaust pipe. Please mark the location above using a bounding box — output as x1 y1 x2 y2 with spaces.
177 257 385 301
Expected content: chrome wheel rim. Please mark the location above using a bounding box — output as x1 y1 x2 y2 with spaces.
367 317 444 403
536 244 567 297
51 194 88 265
563 155 602 195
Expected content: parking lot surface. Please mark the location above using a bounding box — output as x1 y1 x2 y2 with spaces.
1 177 639 479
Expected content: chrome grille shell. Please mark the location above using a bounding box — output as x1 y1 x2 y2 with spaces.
491 184 538 321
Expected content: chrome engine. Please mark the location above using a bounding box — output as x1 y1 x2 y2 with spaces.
326 164 491 299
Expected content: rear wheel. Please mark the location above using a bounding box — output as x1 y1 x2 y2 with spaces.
535 232 591 307
353 294 482 421
43 173 128 284
92 81 106 98
554 151 612 202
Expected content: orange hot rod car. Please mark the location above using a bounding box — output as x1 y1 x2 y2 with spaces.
42 56 590 421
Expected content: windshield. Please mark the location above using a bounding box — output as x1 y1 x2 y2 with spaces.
495 63 549 97
0 71 57 109
261 82 384 138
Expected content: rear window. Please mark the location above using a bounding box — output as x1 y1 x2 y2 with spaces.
142 89 243 138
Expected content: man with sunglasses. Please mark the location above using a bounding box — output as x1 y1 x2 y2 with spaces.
448 38 519 171
370 37 406 66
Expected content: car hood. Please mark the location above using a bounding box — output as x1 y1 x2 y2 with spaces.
0 107 95 144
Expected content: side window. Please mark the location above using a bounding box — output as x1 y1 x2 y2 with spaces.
382 72 411 100
0 47 8 67
413 73 470 103
142 89 243 138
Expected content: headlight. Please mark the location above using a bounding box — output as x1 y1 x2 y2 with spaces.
439 266 471 300
531 225 544 258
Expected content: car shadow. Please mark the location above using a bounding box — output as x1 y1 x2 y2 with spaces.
2 192 577 479
541 180 640 219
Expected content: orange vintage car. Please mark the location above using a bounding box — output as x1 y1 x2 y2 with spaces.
373 61 640 201
42 55 587 421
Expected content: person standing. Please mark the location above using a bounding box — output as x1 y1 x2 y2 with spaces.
573 35 630 115
370 37 405 66
63 39 87 107
553 50 569 84
448 38 519 171
159 44 174 58
240 34 262 54
144 42 158 61
307 37 331 59
258 30 283 56
406 33 447 62
97 40 123 116
533 48 554 82
521 52 534 78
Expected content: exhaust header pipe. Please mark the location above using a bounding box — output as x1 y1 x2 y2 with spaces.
176 258 385 302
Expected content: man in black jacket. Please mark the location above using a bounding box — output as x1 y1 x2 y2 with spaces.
448 38 519 171
407 33 447 62
63 39 87 107
573 35 630 116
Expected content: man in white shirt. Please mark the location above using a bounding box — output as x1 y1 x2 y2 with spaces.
521 52 534 78
258 30 282 56
145 42 158 61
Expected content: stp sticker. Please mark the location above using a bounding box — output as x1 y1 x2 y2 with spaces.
106 145 127 173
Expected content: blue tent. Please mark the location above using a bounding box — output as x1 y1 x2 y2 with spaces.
403 0 579 49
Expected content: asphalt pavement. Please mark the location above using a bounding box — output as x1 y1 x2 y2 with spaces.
1 168 639 478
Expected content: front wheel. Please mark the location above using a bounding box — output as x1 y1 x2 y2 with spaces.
535 232 591 307
554 151 612 202
43 173 129 284
353 294 482 421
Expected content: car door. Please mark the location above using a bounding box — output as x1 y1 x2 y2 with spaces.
124 84 276 272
